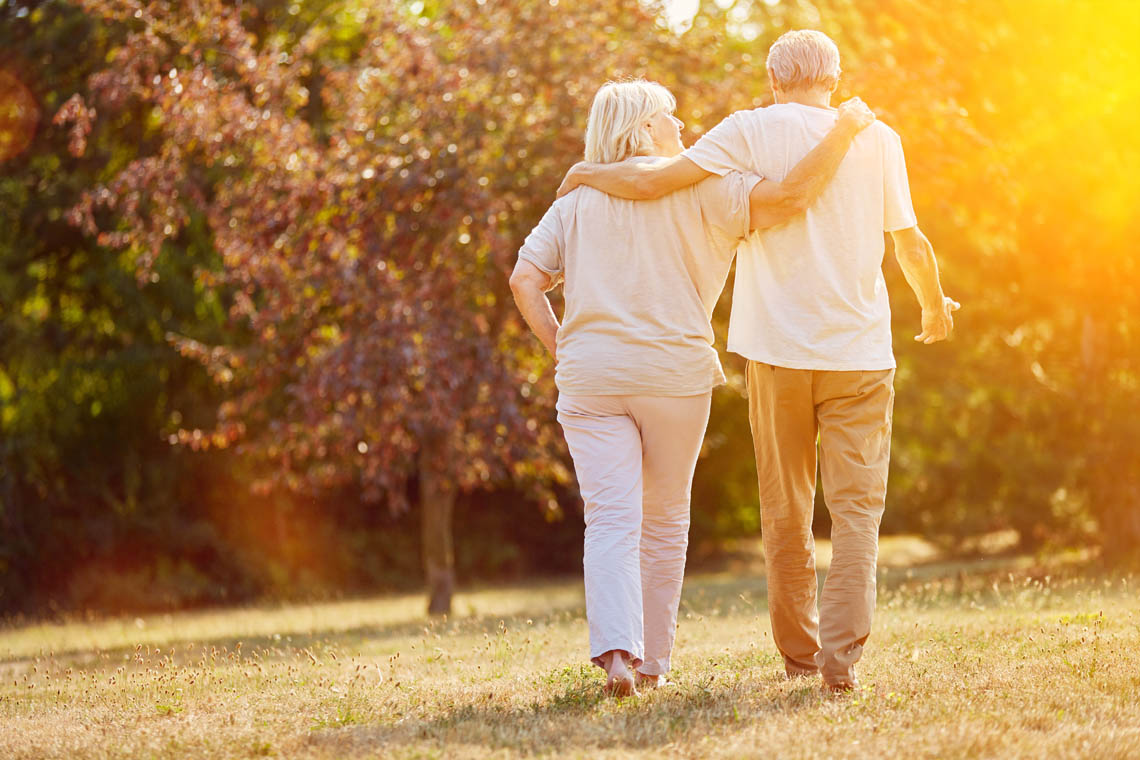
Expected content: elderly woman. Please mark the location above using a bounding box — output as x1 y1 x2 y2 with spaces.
510 80 872 697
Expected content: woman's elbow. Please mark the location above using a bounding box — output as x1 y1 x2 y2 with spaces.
749 197 801 230
777 183 812 215
508 268 530 296
509 267 547 296
632 175 669 200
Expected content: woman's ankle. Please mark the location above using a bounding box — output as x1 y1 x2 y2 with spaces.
602 649 630 671
601 650 636 697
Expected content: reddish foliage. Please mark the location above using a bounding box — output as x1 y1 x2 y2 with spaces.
59 0 704 514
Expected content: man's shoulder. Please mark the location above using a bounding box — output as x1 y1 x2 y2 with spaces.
726 104 840 132
868 119 904 144
723 104 776 124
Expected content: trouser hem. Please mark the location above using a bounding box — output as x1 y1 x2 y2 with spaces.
785 663 820 679
636 660 669 677
590 647 644 671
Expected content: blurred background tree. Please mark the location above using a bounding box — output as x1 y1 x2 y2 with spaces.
1 0 1137 616
0 0 249 613
679 0 1140 562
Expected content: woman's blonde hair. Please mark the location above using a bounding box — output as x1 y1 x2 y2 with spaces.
584 80 676 164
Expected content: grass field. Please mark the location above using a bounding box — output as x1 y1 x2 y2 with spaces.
1 539 1138 759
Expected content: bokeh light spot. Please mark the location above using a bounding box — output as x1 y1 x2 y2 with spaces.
0 70 39 162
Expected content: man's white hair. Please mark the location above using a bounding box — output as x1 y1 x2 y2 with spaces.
584 80 676 164
766 30 841 92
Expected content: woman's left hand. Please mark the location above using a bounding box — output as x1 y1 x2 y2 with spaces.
836 97 876 134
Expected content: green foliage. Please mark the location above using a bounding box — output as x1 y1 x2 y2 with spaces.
684 0 1140 556
0 0 244 613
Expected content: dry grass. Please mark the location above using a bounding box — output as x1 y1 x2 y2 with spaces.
1 541 1138 759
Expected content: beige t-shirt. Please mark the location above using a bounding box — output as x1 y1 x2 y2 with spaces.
517 158 759 396
683 103 918 371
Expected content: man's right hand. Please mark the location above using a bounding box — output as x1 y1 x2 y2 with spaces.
916 295 961 344
556 162 589 198
836 97 875 135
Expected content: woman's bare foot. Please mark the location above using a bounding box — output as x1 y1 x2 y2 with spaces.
635 671 664 689
602 650 636 698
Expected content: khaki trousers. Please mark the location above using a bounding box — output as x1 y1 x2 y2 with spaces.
557 392 712 676
745 361 894 688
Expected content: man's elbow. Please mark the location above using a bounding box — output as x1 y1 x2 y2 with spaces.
889 226 923 260
895 240 933 270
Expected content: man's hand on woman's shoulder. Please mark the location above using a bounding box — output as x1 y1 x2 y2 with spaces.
557 162 592 199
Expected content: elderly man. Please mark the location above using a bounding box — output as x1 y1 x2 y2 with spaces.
558 30 958 691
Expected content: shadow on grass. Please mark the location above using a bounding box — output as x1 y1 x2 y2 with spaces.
0 603 589 671
1 554 1097 672
1 568 776 671
0 572 769 669
303 662 828 755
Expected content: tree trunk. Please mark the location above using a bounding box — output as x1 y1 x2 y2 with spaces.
1101 480 1140 561
419 434 456 616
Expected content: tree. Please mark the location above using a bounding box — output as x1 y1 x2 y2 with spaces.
61 0 741 612
0 0 244 614
26 0 1139 621
686 0 1140 557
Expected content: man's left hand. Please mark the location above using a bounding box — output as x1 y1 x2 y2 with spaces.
916 295 961 344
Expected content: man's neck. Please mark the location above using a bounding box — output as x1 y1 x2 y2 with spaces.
638 147 682 159
775 88 832 109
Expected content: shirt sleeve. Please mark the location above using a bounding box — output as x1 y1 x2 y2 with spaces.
682 112 756 178
882 128 918 232
694 171 763 244
516 201 566 284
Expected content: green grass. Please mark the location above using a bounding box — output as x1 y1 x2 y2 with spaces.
1 545 1138 759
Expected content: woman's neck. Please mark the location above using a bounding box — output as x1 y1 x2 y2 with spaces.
637 145 681 159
